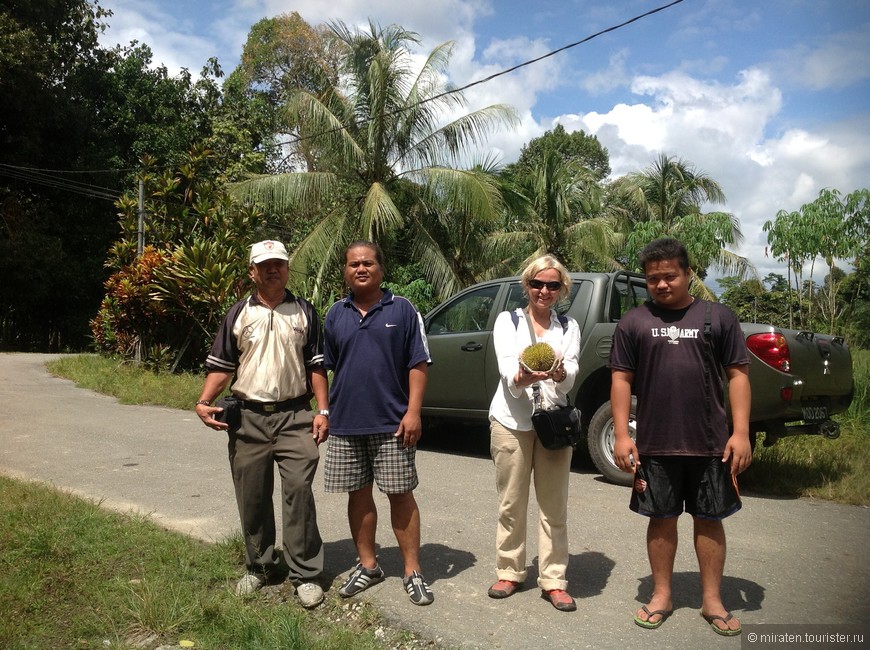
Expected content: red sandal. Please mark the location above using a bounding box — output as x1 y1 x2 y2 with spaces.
488 580 521 599
543 589 576 612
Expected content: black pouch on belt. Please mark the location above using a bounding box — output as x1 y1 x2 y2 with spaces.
214 396 242 431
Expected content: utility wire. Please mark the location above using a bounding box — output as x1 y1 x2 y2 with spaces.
429 0 685 105
1 0 686 186
0 163 120 201
280 0 686 147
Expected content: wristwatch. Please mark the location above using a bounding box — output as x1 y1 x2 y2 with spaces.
317 409 330 417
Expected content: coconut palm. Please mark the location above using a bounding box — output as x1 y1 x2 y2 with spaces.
491 150 620 272
232 20 518 302
613 154 754 296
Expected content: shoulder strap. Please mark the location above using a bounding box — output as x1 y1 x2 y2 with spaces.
512 308 568 334
522 307 537 342
701 300 716 452
520 309 543 409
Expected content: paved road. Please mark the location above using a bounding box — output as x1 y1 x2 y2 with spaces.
2 353 869 649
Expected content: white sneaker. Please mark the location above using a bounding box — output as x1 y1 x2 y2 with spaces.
296 581 324 608
235 573 265 596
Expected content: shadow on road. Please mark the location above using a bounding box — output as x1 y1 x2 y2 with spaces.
634 570 765 613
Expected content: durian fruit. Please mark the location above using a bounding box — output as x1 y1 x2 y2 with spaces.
520 342 557 372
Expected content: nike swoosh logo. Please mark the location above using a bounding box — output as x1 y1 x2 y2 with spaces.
385 323 397 328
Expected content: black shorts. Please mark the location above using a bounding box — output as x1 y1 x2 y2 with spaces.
629 455 741 520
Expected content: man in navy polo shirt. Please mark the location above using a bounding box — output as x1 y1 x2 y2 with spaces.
323 240 434 606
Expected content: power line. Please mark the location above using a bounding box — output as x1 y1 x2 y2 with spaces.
432 0 686 103
0 163 120 201
279 0 687 148
1 0 686 184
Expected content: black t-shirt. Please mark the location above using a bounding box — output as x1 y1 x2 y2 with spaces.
609 299 749 456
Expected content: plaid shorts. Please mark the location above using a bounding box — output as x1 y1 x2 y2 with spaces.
324 432 419 494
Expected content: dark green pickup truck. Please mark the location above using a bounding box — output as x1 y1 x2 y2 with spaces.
421 271 855 484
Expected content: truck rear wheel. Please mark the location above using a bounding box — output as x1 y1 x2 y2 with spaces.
587 398 637 486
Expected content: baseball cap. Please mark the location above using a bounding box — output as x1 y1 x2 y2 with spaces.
249 240 289 264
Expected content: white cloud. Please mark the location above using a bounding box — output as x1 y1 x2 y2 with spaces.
581 49 631 94
259 0 490 48
773 22 870 91
100 0 236 74
548 66 869 285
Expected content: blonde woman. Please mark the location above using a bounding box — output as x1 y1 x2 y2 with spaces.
487 255 581 611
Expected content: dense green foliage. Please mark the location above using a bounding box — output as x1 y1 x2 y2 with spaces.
1 3 867 368
763 188 869 332
721 187 869 344
611 154 754 287
91 149 273 370
233 19 519 304
0 1 269 353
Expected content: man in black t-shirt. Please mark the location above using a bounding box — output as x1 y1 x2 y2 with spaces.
609 238 751 637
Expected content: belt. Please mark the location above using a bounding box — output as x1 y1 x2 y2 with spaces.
240 395 309 413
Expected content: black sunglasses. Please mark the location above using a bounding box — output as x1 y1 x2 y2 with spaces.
528 279 562 291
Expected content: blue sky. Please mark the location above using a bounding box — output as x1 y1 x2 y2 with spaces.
99 0 870 286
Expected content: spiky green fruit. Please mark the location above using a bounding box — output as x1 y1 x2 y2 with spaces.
520 342 556 372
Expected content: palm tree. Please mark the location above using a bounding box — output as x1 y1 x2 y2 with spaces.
613 154 754 295
232 21 518 302
491 150 620 272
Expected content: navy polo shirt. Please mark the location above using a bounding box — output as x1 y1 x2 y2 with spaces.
324 289 431 436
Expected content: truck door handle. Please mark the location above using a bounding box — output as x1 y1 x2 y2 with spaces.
461 342 483 351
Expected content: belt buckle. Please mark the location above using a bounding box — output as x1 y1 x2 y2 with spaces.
263 403 276 413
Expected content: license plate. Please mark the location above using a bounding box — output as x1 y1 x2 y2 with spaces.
802 405 828 421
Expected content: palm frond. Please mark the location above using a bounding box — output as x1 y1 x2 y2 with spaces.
361 182 404 239
229 171 338 212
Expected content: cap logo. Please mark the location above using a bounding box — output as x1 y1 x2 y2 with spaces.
264 241 274 250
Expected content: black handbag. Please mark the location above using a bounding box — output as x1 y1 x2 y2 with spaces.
531 387 581 450
522 309 580 449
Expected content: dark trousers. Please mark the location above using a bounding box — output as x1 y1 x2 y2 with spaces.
228 405 323 582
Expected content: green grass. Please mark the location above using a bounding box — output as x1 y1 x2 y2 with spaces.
0 476 419 650
47 354 206 409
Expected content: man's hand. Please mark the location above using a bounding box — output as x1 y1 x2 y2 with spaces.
613 435 639 473
313 414 329 445
395 412 423 448
195 404 228 431
722 433 752 475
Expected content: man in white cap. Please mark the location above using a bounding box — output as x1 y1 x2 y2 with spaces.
194 240 330 608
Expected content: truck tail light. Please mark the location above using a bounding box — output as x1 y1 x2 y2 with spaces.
746 332 791 372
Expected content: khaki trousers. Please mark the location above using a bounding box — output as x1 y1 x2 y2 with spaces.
228 406 323 582
490 419 573 591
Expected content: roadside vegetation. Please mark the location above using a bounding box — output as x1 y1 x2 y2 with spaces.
0 475 425 650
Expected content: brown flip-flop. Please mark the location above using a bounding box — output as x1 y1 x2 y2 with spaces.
634 605 672 629
701 610 742 636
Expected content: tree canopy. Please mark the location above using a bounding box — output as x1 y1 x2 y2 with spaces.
233 19 519 302
612 154 754 296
